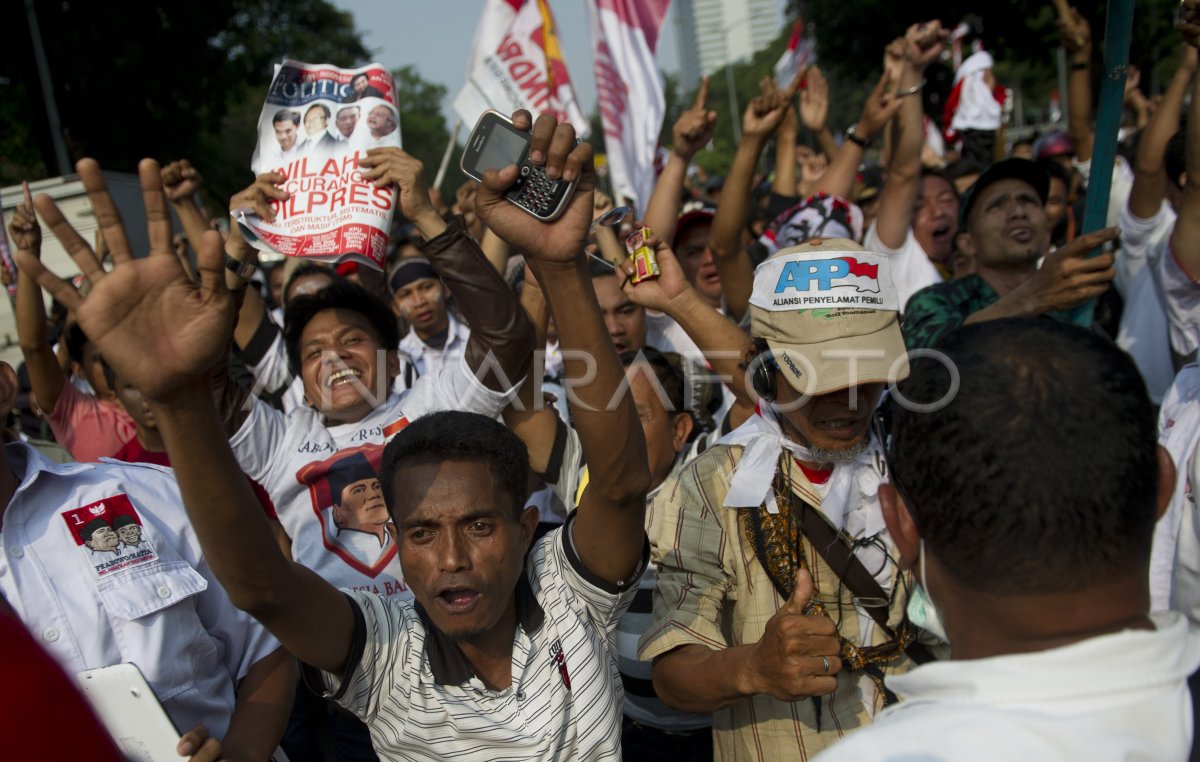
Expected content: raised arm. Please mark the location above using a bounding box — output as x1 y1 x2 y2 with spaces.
710 74 803 321
619 235 755 427
798 66 838 168
1129 48 1196 219
502 264 558 475
1059 6 1095 163
644 77 717 243
16 158 358 677
479 226 512 274
9 183 67 415
362 147 533 392
874 23 947 249
224 173 290 351
475 111 650 586
772 80 800 199
1124 66 1150 132
814 70 903 199
1170 55 1200 281
160 159 208 280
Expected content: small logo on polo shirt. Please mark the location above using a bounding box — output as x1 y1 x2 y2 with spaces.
549 639 571 691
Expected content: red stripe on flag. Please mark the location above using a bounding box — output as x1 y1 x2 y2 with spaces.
786 20 804 51
595 0 671 52
839 257 878 279
383 417 410 438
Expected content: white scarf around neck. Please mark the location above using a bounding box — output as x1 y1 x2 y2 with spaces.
719 405 887 535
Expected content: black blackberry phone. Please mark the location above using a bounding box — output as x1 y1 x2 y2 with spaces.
460 110 577 222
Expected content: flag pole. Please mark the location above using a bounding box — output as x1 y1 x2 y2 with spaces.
1066 0 1133 326
24 0 70 175
433 119 462 191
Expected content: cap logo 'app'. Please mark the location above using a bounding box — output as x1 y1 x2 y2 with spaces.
774 257 880 294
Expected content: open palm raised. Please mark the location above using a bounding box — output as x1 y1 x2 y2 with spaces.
17 158 235 403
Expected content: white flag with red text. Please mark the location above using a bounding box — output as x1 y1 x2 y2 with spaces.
774 18 816 88
454 0 589 138
585 0 670 210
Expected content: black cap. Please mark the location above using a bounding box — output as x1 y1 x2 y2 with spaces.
327 452 378 506
111 514 139 530
958 158 1050 231
79 517 111 543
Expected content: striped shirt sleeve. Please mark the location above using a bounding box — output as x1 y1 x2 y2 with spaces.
541 516 645 633
303 590 415 725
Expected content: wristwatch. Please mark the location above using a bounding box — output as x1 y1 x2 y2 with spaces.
844 124 870 149
224 253 258 280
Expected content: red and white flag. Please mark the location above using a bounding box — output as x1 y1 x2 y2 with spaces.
585 0 671 210
774 18 817 88
454 0 589 138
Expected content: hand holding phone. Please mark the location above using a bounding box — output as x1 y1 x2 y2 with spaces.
461 110 580 221
470 110 596 267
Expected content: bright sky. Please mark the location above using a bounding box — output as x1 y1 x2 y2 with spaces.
330 0 682 129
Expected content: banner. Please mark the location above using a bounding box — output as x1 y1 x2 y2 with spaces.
585 0 670 211
774 18 816 89
454 0 589 138
238 60 401 270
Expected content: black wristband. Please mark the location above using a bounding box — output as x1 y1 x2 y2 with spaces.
844 124 870 149
1070 60 1090 71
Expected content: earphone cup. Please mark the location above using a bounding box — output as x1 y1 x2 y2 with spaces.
752 357 776 400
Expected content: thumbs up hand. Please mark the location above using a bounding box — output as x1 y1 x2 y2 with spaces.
748 569 843 702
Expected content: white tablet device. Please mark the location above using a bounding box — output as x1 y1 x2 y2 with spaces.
77 663 182 762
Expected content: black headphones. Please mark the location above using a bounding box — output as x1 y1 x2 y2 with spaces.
751 350 777 402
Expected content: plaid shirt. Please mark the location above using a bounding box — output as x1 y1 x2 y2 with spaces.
901 274 1073 350
639 444 914 761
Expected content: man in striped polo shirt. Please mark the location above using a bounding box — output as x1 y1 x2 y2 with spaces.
46 111 651 761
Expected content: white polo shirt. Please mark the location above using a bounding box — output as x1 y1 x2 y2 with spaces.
303 516 644 761
230 355 515 600
0 444 281 740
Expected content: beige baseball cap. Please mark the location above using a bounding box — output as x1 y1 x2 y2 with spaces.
748 237 909 396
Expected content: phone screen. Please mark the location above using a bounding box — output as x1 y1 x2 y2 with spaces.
475 121 528 173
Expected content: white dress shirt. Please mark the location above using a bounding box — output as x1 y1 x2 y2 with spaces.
0 444 281 740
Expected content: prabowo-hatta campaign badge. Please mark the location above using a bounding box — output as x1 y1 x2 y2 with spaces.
61 495 158 578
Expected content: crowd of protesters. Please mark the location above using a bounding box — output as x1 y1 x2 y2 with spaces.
4 3 1200 761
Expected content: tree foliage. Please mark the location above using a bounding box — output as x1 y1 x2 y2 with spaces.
650 0 1187 181
0 1 462 210
391 65 464 199
796 0 1186 127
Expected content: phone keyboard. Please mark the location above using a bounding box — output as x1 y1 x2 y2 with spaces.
509 163 563 218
